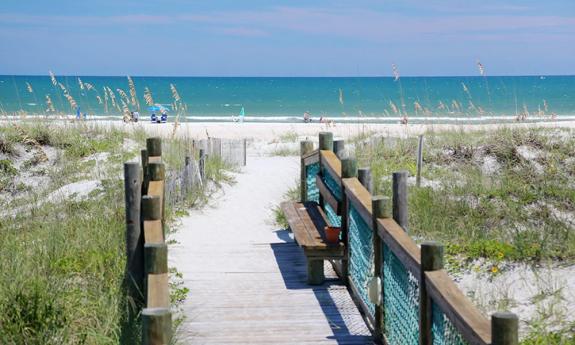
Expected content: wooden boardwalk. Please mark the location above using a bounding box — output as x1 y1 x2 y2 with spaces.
170 156 373 344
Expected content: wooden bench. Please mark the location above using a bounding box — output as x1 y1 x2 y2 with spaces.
281 201 344 284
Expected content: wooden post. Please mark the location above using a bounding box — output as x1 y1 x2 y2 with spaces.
142 308 172 345
124 162 144 306
358 167 373 193
318 132 333 208
144 243 168 276
300 140 314 203
148 162 165 181
416 135 424 187
142 195 162 222
341 158 357 179
419 241 444 345
372 196 391 340
392 170 409 232
319 132 334 151
183 156 191 197
243 138 247 166
307 259 324 285
146 137 162 157
148 162 165 234
492 312 519 345
340 157 357 278
141 149 149 195
333 139 345 159
199 148 205 181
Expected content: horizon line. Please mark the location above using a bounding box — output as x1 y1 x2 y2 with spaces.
1 73 574 78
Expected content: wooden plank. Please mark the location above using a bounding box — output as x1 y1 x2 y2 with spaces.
377 218 421 276
148 180 164 215
343 178 373 227
148 156 162 164
297 202 343 252
147 273 170 308
315 174 341 215
320 150 342 186
280 202 314 247
281 201 344 254
172 152 373 344
302 149 319 165
144 219 164 243
425 270 491 345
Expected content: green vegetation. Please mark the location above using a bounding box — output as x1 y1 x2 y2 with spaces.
0 123 234 344
270 147 299 157
277 130 298 143
357 127 575 264
272 183 299 229
353 127 575 344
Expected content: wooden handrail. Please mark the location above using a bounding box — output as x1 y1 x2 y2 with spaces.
302 133 519 345
425 270 491 345
303 149 320 165
125 137 172 345
377 217 421 276
320 150 342 186
342 178 372 227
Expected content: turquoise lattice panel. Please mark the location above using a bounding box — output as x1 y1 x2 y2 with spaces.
324 203 341 227
349 205 375 317
383 243 420 345
322 167 342 201
432 300 469 345
306 162 320 203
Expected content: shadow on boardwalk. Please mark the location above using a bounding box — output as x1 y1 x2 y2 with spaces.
271 229 375 345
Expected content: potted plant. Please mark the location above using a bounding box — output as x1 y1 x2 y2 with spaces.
324 226 341 244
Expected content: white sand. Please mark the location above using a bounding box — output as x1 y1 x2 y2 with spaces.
17 118 572 141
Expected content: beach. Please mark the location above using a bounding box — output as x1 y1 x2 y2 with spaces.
4 117 574 141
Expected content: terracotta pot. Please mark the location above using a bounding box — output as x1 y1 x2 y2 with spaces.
324 226 341 244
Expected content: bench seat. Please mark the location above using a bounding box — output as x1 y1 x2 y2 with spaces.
281 201 344 284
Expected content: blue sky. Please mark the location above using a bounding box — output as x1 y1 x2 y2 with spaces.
0 0 573 76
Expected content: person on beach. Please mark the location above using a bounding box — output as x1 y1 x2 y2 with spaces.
160 109 168 123
151 113 157 123
76 106 81 120
133 111 139 122
304 111 311 123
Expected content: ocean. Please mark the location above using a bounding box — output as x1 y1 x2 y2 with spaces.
0 75 574 123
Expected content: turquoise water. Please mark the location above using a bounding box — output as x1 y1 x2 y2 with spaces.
0 75 574 122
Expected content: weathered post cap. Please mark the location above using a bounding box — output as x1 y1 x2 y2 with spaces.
144 243 168 274
492 312 519 345
333 139 345 159
146 137 162 157
148 162 165 181
142 307 172 345
142 195 162 220
319 132 334 151
341 158 357 178
421 241 444 271
372 196 392 218
300 140 314 156
124 162 141 178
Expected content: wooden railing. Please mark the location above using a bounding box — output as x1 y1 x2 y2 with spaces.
124 137 171 345
301 132 519 345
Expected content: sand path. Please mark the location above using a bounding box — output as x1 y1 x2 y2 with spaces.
170 155 373 344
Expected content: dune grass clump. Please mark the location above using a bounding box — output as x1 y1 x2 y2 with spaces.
358 127 575 263
0 122 235 344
